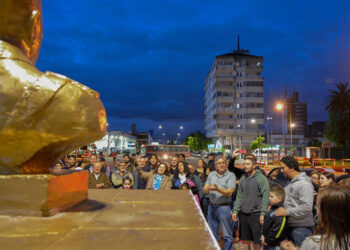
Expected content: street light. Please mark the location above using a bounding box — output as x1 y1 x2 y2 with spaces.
158 125 162 129
179 126 183 130
275 102 286 154
266 117 273 145
290 123 295 155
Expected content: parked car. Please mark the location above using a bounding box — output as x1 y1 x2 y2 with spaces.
190 151 201 157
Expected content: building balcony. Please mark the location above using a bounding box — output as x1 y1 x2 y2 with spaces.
239 65 263 74
240 75 264 82
215 76 236 82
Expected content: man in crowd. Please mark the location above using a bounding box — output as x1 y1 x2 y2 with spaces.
275 156 314 247
111 161 135 189
137 157 151 189
178 153 188 167
84 154 97 173
88 162 110 189
63 155 77 170
124 154 138 188
204 157 236 250
131 153 137 166
170 156 179 174
207 153 215 171
232 156 270 250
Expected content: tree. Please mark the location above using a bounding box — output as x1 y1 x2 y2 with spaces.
324 82 350 148
249 136 266 157
307 139 322 148
184 131 213 151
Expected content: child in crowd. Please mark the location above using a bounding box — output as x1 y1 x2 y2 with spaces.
180 183 201 208
123 177 132 190
261 185 287 250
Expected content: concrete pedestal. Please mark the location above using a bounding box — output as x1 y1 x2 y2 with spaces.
0 190 219 249
0 171 88 216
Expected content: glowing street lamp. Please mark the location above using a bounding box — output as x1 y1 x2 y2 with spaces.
275 101 286 153
158 125 162 129
179 126 184 130
251 119 256 124
290 123 295 155
276 103 283 111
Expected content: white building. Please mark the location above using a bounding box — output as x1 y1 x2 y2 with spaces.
94 131 137 154
204 45 264 151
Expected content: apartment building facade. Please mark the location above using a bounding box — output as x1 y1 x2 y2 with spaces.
286 91 308 135
204 48 264 151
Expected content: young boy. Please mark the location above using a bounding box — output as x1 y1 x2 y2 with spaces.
261 185 287 250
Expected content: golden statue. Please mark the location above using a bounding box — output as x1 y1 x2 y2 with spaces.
0 0 107 174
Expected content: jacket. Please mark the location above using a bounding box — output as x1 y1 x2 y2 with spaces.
284 172 314 227
111 170 135 189
138 170 172 190
262 202 287 246
233 169 270 215
88 172 110 189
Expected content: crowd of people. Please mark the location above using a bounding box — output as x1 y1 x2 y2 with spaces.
54 152 350 250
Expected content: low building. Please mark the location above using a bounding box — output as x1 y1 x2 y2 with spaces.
94 131 137 154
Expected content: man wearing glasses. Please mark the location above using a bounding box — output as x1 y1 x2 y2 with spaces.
203 157 236 250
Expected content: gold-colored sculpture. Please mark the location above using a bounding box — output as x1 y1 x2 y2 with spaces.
0 0 107 174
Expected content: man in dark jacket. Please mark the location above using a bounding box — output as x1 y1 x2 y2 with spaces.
207 153 215 171
261 185 287 248
232 157 270 250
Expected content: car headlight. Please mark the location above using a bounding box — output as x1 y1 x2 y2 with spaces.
163 154 168 160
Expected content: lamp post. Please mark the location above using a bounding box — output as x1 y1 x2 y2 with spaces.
266 117 273 145
290 123 295 155
276 102 285 155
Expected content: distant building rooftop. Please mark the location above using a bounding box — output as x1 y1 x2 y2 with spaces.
216 49 262 59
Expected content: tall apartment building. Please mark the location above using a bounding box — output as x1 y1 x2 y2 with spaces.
204 44 264 151
286 91 307 135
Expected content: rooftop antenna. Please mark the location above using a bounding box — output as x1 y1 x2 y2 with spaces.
237 35 240 51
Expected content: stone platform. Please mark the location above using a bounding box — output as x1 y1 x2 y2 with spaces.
0 190 219 250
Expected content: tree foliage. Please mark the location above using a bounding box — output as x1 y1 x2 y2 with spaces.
249 136 266 152
307 139 322 148
324 82 350 148
184 131 213 151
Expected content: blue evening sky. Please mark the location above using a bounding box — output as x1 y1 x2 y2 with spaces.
37 0 350 139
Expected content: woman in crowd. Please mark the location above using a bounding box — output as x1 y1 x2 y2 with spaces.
319 172 336 188
172 162 202 203
149 154 159 170
172 162 191 188
310 170 321 187
281 184 350 250
196 159 208 185
137 162 172 190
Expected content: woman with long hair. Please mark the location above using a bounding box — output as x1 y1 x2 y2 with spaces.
319 172 336 188
196 159 208 185
137 162 172 190
281 184 350 250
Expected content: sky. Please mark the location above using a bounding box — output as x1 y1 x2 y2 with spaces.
37 0 350 140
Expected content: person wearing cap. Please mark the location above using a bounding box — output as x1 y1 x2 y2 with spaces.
203 157 236 250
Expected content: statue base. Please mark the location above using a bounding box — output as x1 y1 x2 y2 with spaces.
0 171 88 217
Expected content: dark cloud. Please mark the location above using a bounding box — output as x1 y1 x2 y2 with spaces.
36 0 350 134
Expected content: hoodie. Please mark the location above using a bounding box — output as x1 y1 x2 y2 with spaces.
284 172 314 227
233 169 270 215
